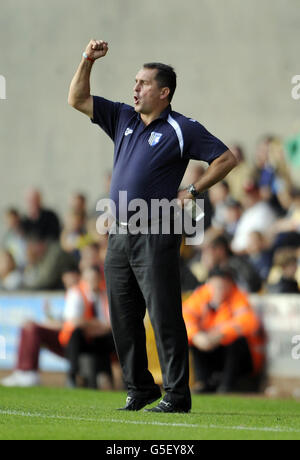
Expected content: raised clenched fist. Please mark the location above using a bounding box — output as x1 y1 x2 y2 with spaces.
84 40 109 60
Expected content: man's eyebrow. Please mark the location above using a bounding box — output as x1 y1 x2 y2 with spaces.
135 78 149 83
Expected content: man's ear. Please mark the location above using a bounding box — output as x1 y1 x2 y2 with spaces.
160 87 170 101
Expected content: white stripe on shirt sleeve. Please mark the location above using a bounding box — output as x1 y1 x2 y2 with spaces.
167 115 184 157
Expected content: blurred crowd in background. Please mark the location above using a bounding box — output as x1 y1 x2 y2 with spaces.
1 134 300 392
1 134 299 296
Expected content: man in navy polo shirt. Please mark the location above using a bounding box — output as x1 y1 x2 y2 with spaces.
68 39 237 413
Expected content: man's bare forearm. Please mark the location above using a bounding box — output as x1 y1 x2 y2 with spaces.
68 58 93 107
195 150 237 193
186 150 237 199
68 40 108 116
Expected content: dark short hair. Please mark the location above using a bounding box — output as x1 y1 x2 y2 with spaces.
208 267 235 283
5 207 19 217
22 226 46 242
73 192 86 203
210 235 232 257
61 266 81 276
85 265 101 277
143 62 177 102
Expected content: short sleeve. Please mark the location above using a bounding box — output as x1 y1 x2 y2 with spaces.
90 96 122 141
183 120 228 164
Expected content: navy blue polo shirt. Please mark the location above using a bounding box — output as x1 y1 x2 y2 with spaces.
91 96 228 221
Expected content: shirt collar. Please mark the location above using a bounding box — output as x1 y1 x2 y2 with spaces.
137 105 172 123
158 104 172 120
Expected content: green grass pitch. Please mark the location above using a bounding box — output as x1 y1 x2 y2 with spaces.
0 387 300 440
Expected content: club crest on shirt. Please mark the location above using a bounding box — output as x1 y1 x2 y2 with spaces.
148 132 163 147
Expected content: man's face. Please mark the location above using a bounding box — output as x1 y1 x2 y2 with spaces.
26 240 46 264
83 269 101 292
208 277 233 305
26 189 41 208
201 245 226 270
5 213 19 230
133 68 165 114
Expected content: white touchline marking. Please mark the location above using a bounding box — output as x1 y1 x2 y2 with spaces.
0 409 299 434
0 409 197 428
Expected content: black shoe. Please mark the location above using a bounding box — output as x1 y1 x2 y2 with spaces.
118 392 161 411
145 399 191 414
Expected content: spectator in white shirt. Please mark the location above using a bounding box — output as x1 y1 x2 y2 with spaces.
231 181 278 254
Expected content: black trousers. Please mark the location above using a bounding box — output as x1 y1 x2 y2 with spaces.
104 225 191 408
192 337 254 391
65 328 115 377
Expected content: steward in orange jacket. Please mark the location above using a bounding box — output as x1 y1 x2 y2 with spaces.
59 276 109 347
183 267 265 393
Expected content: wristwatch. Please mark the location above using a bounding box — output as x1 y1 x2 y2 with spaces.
186 184 199 198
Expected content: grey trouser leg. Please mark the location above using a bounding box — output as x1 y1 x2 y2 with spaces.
104 228 191 408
